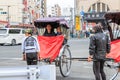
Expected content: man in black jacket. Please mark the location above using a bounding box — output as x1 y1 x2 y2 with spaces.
88 25 111 80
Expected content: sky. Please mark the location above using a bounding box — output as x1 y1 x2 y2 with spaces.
47 0 74 8
46 0 74 16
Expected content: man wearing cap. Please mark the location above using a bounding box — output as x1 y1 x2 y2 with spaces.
88 25 110 80
21 29 40 65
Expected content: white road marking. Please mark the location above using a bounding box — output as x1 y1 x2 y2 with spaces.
0 58 22 60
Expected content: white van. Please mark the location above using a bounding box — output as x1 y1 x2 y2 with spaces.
0 28 25 45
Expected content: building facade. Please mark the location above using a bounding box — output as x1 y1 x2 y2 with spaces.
23 0 40 24
75 0 120 14
74 0 120 31
0 0 47 27
23 0 47 24
51 4 61 17
40 0 47 17
0 0 23 24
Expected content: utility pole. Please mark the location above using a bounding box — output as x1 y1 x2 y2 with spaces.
28 6 32 24
7 6 10 24
70 8 73 32
41 0 44 18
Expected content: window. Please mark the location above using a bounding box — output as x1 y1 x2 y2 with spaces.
88 2 110 12
22 29 25 34
0 29 7 34
0 12 7 14
0 8 3 10
102 3 105 12
97 3 100 12
9 29 21 34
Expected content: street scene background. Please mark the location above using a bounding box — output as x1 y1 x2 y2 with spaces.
0 38 120 80
0 0 120 80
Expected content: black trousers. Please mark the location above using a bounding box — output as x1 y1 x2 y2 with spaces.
26 52 37 65
93 61 106 80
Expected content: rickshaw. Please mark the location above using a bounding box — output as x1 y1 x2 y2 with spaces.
104 12 120 80
34 17 72 77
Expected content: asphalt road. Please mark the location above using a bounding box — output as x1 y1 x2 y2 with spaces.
0 38 120 80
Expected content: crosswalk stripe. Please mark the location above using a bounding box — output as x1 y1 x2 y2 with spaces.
0 58 22 60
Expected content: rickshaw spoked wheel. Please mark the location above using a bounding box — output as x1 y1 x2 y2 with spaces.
59 45 72 77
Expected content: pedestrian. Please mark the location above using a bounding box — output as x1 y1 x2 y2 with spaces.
85 30 90 38
88 25 111 80
56 26 62 35
22 29 40 65
56 26 68 44
43 24 56 36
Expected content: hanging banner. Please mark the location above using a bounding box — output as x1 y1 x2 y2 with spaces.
75 16 81 31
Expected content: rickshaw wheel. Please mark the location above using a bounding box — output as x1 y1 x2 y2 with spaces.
104 60 120 80
59 45 72 77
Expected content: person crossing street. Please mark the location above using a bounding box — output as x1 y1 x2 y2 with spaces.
21 29 40 65
88 25 111 80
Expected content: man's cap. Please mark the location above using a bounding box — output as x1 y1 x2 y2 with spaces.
25 29 32 34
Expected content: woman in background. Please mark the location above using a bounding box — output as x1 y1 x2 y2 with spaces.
43 24 56 36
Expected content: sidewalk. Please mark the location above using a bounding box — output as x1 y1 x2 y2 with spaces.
57 77 94 80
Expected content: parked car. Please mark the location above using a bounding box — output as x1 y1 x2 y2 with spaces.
0 28 25 45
